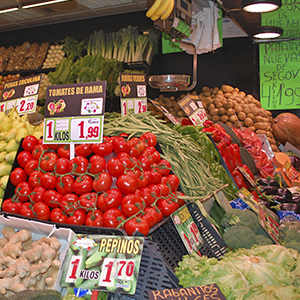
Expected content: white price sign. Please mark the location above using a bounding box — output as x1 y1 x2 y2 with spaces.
16 96 36 114
71 117 102 142
190 109 208 126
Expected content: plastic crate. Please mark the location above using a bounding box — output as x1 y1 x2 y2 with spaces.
148 202 227 273
107 239 178 300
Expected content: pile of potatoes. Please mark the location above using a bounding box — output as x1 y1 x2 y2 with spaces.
200 84 279 152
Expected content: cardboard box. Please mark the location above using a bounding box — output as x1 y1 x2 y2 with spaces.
0 214 74 293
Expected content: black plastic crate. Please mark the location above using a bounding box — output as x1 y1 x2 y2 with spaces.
107 239 179 300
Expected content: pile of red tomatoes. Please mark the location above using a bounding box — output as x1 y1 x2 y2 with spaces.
2 133 184 236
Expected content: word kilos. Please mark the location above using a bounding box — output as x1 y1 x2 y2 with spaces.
54 131 70 141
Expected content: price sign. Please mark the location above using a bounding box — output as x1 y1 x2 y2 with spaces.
0 74 41 114
44 81 106 144
60 234 144 295
119 73 147 116
178 94 207 126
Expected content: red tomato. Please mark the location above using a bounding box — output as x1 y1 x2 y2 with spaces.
24 159 39 176
60 193 79 215
116 174 138 195
75 144 93 157
148 184 161 199
19 202 35 218
138 155 152 171
50 208 68 223
107 158 125 178
69 156 89 174
158 159 172 176
22 135 39 153
1 198 21 214
55 157 70 175
32 144 49 160
47 144 60 151
10 167 27 187
15 182 32 202
40 152 59 172
33 202 50 221
102 208 126 228
57 145 70 159
17 151 33 168
137 174 148 189
157 183 171 197
140 186 155 207
89 155 106 174
124 217 149 236
121 194 144 217
28 170 43 188
66 209 86 225
140 132 157 147
40 172 57 190
30 186 46 204
92 172 112 193
113 137 130 155
56 174 75 195
85 209 103 227
79 192 98 211
117 152 135 169
157 198 179 217
143 170 154 185
142 207 160 227
165 174 180 192
150 170 162 184
129 146 140 158
44 189 63 208
90 138 114 157
97 188 123 211
73 175 93 195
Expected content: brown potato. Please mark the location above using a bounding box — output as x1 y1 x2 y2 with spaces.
244 117 254 127
238 111 247 121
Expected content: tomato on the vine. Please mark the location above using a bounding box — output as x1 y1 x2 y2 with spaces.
1 198 21 214
117 152 135 169
55 157 70 175
24 159 39 176
140 186 155 207
140 132 157 147
69 156 89 174
138 155 152 171
89 155 106 175
60 193 79 215
107 158 125 178
15 181 32 202
19 202 35 218
157 198 179 217
112 137 130 155
97 188 123 211
73 175 93 195
85 209 103 227
43 189 62 208
124 217 150 236
102 208 126 228
116 174 138 195
33 202 50 221
90 137 114 157
75 144 93 157
28 170 43 188
158 159 171 176
40 172 57 190
79 192 98 211
66 208 86 225
164 174 180 192
150 170 162 184
57 145 70 159
22 135 39 153
121 194 144 217
50 208 68 223
10 167 27 187
32 144 49 160
30 186 46 204
40 152 59 172
56 174 75 195
17 151 33 168
142 206 161 227
92 172 112 193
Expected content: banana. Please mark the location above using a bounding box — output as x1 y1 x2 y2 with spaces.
146 0 163 18
152 0 170 19
161 0 174 20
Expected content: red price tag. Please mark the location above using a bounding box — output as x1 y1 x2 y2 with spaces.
16 97 36 114
71 117 101 142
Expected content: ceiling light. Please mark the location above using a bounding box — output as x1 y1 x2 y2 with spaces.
22 0 69 9
0 7 18 14
252 26 283 39
242 0 282 13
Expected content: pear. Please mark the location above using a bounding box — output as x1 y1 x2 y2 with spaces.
0 151 7 163
21 114 29 122
0 112 7 123
0 174 9 189
16 128 29 143
0 132 8 141
13 122 26 130
10 110 21 123
0 141 8 152
11 119 21 128
5 139 19 153
0 116 12 132
33 131 43 139
0 162 12 176
26 122 35 135
4 151 17 164
5 128 17 142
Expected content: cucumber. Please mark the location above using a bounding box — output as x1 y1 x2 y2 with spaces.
11 289 62 300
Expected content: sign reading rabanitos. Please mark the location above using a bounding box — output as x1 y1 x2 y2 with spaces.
148 283 227 300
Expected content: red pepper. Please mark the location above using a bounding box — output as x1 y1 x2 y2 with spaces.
181 118 193 126
229 143 242 167
203 119 213 127
231 169 247 189
217 141 235 172
202 127 222 142
242 164 255 180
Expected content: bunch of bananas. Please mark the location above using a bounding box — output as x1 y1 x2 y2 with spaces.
146 0 175 21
